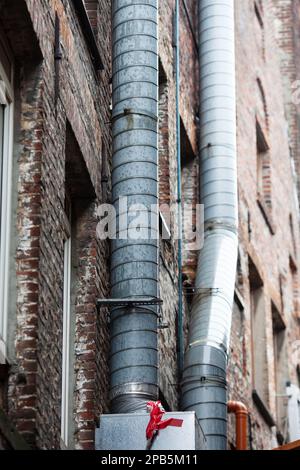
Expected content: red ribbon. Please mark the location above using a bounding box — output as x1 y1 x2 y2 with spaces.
146 401 183 441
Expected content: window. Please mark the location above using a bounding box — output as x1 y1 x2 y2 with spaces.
158 60 170 208
228 297 246 449
272 303 288 437
257 78 269 130
0 27 13 361
61 124 96 448
61 190 76 448
256 118 274 233
83 0 98 36
180 121 198 281
61 209 72 447
0 105 4 235
236 250 244 295
158 60 172 240
249 257 269 408
290 256 300 318
71 0 103 71
287 383 300 441
289 214 296 257
256 119 270 202
231 298 246 379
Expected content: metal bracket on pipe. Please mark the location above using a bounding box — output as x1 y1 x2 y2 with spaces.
97 298 163 309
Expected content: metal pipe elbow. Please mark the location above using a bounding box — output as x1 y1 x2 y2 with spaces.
228 401 248 415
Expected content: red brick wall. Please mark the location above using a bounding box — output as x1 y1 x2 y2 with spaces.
227 0 300 449
0 0 111 449
158 0 300 450
273 0 300 192
1 0 300 452
157 0 200 411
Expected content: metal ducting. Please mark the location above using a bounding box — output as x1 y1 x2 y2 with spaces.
181 0 238 450
109 0 159 414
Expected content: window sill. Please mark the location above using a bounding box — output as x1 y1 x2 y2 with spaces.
252 389 275 428
257 196 275 235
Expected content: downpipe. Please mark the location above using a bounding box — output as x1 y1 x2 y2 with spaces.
174 0 184 375
228 401 248 450
181 0 238 450
110 0 159 414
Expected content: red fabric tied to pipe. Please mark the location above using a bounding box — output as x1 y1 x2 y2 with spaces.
146 401 183 441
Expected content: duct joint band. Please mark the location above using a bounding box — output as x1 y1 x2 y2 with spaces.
204 221 238 235
110 383 158 401
182 374 227 388
200 143 236 153
187 339 227 353
112 108 158 122
192 288 234 306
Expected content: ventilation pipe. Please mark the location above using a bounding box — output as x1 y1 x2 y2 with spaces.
109 0 159 414
181 0 238 450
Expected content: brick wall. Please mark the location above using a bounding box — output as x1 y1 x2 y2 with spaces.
228 0 300 449
273 0 300 195
157 0 300 450
0 0 300 452
157 0 199 412
0 0 111 449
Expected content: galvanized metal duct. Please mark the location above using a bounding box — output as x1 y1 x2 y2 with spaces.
181 0 238 450
110 0 159 413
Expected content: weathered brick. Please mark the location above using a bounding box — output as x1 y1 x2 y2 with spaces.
0 0 299 453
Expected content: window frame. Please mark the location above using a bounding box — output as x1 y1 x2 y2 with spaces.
249 258 270 413
250 285 268 398
61 230 72 447
272 302 287 435
0 31 14 363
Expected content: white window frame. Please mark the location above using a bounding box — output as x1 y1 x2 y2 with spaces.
0 36 14 363
287 384 300 441
61 235 72 447
61 236 72 447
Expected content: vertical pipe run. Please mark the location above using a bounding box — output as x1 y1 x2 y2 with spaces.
181 0 238 450
174 0 184 376
110 0 159 414
54 14 62 108
228 401 248 451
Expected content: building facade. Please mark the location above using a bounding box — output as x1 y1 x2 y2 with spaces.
0 0 112 449
0 0 299 450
